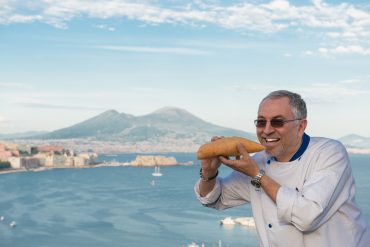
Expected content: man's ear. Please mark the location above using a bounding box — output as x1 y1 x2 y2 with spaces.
299 119 308 135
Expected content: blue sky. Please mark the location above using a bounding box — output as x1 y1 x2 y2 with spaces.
1 0 370 138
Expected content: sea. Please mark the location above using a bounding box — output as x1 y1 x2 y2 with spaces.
0 153 370 247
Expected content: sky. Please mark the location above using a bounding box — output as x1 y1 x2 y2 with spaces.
1 0 370 139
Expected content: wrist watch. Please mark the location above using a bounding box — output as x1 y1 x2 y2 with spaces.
251 169 265 188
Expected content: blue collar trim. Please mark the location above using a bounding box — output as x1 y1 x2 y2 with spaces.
289 133 310 162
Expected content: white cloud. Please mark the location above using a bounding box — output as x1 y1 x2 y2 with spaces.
1 87 188 114
303 45 370 57
96 45 209 55
1 1 370 55
94 24 115 31
286 81 369 105
17 102 107 111
7 14 43 23
300 83 368 97
318 45 370 56
226 81 369 104
303 50 314 56
339 77 368 84
0 1 367 34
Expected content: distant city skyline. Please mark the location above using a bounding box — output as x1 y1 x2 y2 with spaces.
1 0 370 138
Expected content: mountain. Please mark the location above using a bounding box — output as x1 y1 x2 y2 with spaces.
39 110 134 139
33 107 256 144
339 134 370 149
3 111 370 153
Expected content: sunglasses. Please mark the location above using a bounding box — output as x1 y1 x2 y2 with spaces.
254 118 302 128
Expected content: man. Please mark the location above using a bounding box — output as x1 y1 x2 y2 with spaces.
195 90 370 247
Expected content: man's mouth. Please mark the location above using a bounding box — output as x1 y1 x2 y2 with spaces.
266 138 279 142
263 138 280 145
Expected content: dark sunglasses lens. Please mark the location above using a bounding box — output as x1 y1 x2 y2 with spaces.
270 119 284 127
255 120 267 127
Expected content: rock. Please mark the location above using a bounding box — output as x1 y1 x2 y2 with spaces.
130 155 178 166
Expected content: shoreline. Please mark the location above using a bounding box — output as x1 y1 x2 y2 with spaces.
0 161 194 175
1 150 369 175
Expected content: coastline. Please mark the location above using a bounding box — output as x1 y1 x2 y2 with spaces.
0 160 194 175
0 165 100 175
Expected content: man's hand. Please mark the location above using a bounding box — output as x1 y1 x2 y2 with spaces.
219 143 259 178
200 136 223 177
220 143 280 202
198 136 223 197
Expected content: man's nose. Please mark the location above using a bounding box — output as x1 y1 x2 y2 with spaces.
262 121 275 135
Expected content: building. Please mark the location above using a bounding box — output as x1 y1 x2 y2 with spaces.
7 157 21 169
73 153 98 167
1 141 98 170
45 154 67 167
0 142 20 161
36 146 65 154
21 157 41 169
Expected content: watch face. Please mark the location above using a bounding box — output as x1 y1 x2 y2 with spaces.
251 169 264 188
251 180 261 188
251 180 256 186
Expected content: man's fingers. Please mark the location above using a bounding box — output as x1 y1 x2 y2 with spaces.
201 157 222 171
211 136 225 142
219 156 237 167
237 143 250 157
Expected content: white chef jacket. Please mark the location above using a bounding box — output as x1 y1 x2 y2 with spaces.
195 136 370 247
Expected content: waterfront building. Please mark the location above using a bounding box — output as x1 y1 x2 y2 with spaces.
7 157 21 169
45 154 66 167
21 157 41 169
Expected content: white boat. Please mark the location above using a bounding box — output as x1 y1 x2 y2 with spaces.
219 217 235 225
187 242 199 247
152 166 162 177
234 217 256 228
0 216 4 221
9 221 16 228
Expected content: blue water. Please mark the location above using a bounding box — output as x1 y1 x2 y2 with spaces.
0 153 369 247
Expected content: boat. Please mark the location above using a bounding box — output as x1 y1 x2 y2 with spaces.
152 165 162 177
219 217 235 225
234 217 256 228
9 221 16 228
0 216 4 221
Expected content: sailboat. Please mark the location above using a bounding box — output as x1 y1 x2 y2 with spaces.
152 165 163 177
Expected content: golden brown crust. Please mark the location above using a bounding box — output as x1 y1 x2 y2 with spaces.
196 136 265 159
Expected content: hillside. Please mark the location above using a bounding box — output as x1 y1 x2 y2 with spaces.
339 134 370 149
33 107 256 145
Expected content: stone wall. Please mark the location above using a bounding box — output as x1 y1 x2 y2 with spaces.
130 155 177 166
